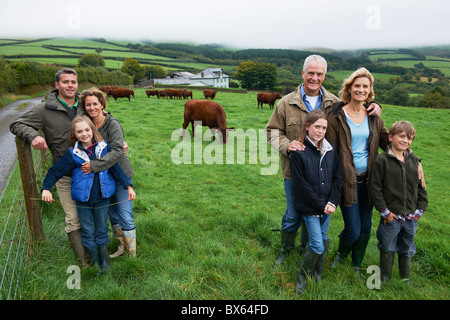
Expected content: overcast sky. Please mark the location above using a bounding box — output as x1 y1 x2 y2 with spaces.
1 0 449 50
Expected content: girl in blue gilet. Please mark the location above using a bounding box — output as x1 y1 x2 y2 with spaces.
41 115 136 273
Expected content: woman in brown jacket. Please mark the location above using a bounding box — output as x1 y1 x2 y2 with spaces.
326 68 389 274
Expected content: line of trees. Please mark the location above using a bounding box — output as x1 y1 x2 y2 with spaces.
0 56 133 97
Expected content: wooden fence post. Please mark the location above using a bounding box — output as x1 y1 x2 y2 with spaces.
15 137 44 241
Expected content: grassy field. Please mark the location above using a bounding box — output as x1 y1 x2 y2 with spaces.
367 50 450 77
22 89 449 301
0 38 222 71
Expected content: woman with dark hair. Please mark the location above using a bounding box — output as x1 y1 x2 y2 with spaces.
79 88 137 257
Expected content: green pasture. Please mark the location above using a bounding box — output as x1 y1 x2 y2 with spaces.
0 38 223 71
23 89 449 300
328 70 398 82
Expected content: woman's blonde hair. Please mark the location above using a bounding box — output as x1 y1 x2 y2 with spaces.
69 115 104 147
339 67 375 104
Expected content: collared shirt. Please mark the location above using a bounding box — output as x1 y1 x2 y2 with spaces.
57 95 78 119
57 95 78 109
300 84 323 112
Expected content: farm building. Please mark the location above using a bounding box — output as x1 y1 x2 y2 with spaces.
151 68 230 88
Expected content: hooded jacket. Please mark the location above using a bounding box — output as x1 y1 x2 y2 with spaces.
41 141 132 203
89 113 134 178
9 90 85 164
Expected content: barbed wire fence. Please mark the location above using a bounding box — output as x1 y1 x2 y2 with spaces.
0 139 47 300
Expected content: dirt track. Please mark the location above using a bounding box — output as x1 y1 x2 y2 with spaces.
0 97 43 193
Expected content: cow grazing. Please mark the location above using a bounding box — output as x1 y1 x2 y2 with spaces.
109 88 135 101
99 86 117 95
183 100 234 144
159 89 168 99
167 89 183 100
182 89 193 100
203 89 217 100
257 92 282 109
145 90 160 99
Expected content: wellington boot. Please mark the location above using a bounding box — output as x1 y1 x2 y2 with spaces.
351 233 371 270
295 247 319 295
123 229 137 257
314 239 330 282
274 230 297 267
298 222 308 256
380 251 394 282
109 224 125 258
68 229 89 268
398 255 411 286
87 246 101 274
98 245 111 272
330 238 353 268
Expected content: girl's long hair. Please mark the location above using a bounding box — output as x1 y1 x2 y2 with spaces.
298 109 328 150
68 115 104 147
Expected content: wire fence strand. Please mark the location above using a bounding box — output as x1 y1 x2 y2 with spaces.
0 148 47 300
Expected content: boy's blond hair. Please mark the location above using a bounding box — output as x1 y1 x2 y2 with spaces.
389 120 416 140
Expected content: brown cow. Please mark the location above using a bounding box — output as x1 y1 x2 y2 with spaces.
182 100 234 144
257 92 282 109
145 90 160 99
159 89 168 99
109 88 135 101
166 89 183 100
182 89 193 100
99 86 117 94
203 89 217 100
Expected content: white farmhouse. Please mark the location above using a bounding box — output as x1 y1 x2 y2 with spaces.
189 68 230 88
152 67 230 88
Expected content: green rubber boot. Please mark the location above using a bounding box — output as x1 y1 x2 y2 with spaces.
351 233 371 275
314 239 331 282
295 247 320 295
274 230 297 267
380 251 394 282
330 238 353 268
398 254 411 286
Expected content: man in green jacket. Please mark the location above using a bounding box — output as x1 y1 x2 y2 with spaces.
10 68 87 266
266 55 381 267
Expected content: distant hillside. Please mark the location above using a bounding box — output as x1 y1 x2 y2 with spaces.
1 38 449 108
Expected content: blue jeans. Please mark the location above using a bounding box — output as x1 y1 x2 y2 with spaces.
281 179 303 233
77 199 110 250
303 214 331 254
108 180 135 231
339 182 373 243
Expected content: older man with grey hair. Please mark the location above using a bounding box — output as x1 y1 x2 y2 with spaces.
266 55 381 269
